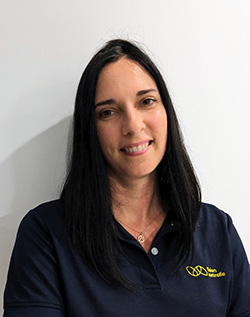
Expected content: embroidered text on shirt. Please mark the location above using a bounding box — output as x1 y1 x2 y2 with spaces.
186 265 226 278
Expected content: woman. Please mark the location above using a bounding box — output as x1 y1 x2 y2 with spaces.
4 39 250 316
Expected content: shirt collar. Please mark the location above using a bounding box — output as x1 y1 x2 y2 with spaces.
113 211 179 245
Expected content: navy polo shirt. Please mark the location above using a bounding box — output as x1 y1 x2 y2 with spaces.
4 200 250 316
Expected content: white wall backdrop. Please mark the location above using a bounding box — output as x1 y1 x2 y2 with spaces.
1 0 250 313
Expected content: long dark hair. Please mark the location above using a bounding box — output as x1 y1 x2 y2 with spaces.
61 39 201 287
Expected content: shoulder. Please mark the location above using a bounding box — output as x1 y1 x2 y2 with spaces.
197 202 232 229
194 202 236 248
194 204 250 315
17 199 66 243
24 199 64 218
21 199 64 225
5 200 67 312
195 203 248 259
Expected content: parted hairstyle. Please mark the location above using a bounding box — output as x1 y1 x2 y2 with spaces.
61 39 201 288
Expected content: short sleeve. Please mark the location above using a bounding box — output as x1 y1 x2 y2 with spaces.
227 216 250 316
4 209 65 316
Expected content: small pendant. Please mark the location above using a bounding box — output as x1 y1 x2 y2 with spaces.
137 234 145 244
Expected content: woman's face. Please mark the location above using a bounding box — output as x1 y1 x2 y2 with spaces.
95 58 168 185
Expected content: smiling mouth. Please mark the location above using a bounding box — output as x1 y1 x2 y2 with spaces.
120 140 153 153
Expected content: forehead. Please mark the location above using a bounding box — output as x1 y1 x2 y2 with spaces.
95 58 157 98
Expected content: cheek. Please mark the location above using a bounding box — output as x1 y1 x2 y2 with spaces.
152 107 168 137
96 123 115 154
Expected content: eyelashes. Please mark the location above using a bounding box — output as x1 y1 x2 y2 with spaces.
141 98 156 106
98 109 115 119
96 97 158 120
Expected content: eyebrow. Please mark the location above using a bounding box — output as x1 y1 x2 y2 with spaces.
95 99 115 108
95 89 157 108
136 89 157 96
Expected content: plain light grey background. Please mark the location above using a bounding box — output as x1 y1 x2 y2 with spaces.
1 0 250 313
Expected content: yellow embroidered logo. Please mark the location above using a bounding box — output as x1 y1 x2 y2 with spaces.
186 265 226 278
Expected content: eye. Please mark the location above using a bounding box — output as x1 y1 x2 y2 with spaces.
141 98 155 106
98 109 115 119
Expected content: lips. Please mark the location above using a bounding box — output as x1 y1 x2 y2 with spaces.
120 140 152 153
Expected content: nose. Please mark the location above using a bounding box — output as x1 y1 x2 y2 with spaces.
121 107 145 136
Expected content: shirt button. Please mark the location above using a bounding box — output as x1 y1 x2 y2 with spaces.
151 247 159 255
170 222 174 226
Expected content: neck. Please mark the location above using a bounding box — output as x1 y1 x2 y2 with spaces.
109 172 161 223
109 172 167 252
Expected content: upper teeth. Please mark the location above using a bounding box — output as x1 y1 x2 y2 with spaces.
124 142 149 153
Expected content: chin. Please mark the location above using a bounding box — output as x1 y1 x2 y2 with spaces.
125 167 157 180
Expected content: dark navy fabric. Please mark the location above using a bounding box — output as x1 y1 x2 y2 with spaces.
4 200 250 316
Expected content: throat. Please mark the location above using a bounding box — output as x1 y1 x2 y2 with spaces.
116 209 166 252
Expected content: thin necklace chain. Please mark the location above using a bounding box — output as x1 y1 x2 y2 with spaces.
117 210 163 244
